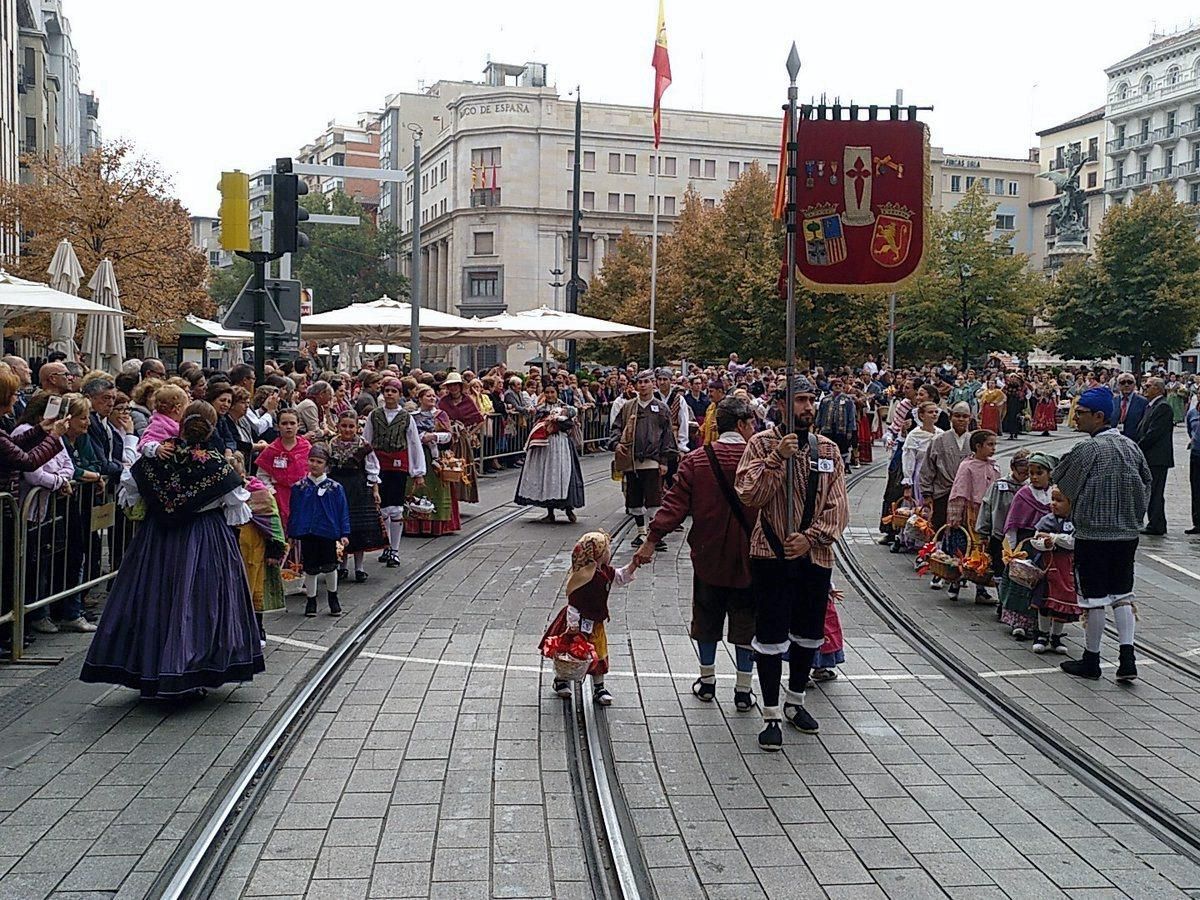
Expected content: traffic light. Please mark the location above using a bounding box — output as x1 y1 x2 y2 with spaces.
273 158 309 255
217 171 250 252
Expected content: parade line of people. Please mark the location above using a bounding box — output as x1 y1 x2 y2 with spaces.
0 351 1188 744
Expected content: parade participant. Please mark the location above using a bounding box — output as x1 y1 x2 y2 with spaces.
254 409 311 533
1000 452 1055 638
81 401 263 699
1187 399 1200 535
610 370 675 551
438 372 484 504
136 383 188 453
699 380 726 446
815 377 857 466
326 410 387 582
901 402 941 506
288 445 351 618
683 375 710 449
919 402 973 585
362 377 425 564
654 367 691 487
979 381 1005 434
1031 379 1059 436
735 377 849 750
975 449 1029 590
854 388 874 465
230 453 286 649
1055 388 1151 681
944 429 1000 602
406 385 458 536
1029 487 1080 654
541 531 639 706
1135 376 1173 536
515 383 584 523
811 585 845 682
877 380 918 546
636 397 758 710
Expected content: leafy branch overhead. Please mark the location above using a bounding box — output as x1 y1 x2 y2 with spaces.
0 141 210 340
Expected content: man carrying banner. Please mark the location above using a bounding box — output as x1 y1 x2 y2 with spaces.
735 376 849 751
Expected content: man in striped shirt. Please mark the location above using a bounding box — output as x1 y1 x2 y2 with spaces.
736 377 850 751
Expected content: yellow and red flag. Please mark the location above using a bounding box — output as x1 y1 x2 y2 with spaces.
651 0 672 147
772 108 790 220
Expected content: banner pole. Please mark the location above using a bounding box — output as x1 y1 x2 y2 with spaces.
784 44 801 535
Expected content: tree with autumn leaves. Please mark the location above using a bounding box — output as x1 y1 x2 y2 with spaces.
581 165 890 368
0 142 210 342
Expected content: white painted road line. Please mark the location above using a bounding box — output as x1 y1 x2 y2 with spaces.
1147 553 1200 583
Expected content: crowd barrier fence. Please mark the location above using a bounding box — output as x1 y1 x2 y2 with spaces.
475 402 612 470
0 482 137 665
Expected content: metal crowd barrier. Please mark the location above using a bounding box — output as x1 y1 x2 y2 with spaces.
476 402 612 470
0 482 138 665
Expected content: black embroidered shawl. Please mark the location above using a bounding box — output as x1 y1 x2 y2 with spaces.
132 445 244 527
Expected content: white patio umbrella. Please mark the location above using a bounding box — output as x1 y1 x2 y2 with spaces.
300 295 500 345
477 306 651 374
46 240 85 361
81 259 125 374
0 268 125 336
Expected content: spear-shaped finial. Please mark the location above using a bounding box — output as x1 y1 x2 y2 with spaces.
786 42 801 83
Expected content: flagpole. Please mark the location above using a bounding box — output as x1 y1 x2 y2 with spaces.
649 157 660 371
785 44 801 535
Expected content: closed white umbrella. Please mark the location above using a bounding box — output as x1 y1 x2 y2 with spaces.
477 306 651 375
81 259 125 374
0 268 125 335
46 240 85 361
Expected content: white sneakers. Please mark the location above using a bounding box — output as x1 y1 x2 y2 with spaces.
59 617 98 633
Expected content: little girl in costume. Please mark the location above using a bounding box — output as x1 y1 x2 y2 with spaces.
540 531 638 706
1028 487 1081 655
810 586 845 683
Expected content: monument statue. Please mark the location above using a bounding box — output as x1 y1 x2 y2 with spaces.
1039 150 1088 246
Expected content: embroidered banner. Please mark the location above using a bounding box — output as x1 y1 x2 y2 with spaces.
792 118 930 293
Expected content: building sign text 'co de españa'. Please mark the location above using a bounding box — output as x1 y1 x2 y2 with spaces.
458 102 533 119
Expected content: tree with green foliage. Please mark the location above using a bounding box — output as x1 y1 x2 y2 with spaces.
1047 187 1200 372
895 183 1045 369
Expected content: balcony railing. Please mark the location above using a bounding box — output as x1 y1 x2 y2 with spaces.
1183 120 1200 138
1108 72 1200 114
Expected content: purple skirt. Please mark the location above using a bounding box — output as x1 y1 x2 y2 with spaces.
81 509 265 699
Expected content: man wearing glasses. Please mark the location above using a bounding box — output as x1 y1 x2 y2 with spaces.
37 361 72 397
1111 374 1147 438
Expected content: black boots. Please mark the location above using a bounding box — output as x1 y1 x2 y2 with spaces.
1061 650 1101 680
304 596 318 618
1116 644 1137 683
328 593 342 617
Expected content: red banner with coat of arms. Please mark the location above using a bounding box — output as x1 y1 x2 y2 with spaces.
787 118 930 293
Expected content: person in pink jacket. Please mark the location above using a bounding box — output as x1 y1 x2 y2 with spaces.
254 408 311 532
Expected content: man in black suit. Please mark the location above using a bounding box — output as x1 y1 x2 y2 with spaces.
1136 376 1174 535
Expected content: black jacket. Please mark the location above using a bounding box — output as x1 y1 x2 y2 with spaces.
1136 397 1174 469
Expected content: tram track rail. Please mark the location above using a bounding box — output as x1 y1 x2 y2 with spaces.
560 514 657 900
151 470 618 900
837 443 1200 867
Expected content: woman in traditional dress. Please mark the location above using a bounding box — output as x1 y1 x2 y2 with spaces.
406 385 458 536
854 387 874 465
515 383 585 523
999 452 1055 639
325 409 387 582
1031 378 1059 436
1001 374 1027 440
81 401 264 699
979 381 1005 435
438 372 484 505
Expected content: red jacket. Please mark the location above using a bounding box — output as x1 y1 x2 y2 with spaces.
647 439 752 588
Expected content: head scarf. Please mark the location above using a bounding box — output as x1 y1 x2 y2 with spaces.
1076 387 1113 422
1028 451 1058 471
951 401 970 415
566 531 611 597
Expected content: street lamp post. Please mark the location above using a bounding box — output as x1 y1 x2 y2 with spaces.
408 123 423 369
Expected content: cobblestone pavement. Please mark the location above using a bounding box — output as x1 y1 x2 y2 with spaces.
0 455 613 900
4 427 1200 899
216 428 1200 899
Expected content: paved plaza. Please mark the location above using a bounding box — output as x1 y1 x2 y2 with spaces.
2 432 1200 898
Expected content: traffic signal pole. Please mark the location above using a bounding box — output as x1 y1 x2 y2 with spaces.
235 250 284 385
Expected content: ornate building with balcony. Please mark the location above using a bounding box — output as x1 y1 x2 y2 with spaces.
1104 25 1200 212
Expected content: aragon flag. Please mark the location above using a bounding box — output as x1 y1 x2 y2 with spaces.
651 0 672 147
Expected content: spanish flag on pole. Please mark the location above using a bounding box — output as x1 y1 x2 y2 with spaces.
651 0 672 148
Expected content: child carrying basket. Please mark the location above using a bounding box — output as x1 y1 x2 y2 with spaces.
540 531 640 706
941 430 1000 603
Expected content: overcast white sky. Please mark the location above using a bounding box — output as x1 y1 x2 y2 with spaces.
69 1 1199 217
